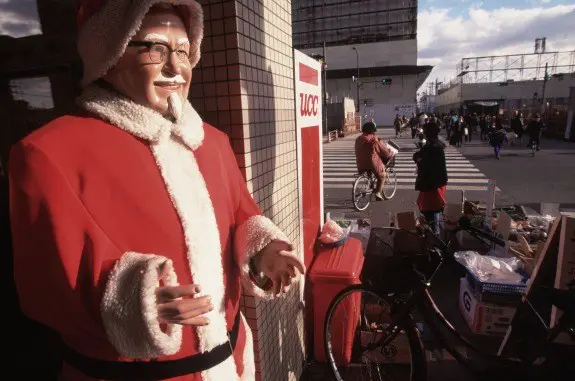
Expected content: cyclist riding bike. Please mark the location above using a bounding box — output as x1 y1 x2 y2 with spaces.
355 122 395 201
526 113 544 151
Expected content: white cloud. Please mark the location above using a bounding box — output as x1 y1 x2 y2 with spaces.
0 0 41 38
417 4 575 93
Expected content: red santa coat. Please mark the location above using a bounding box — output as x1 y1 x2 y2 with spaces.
9 85 287 381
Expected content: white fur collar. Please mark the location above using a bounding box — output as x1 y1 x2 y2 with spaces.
77 84 204 150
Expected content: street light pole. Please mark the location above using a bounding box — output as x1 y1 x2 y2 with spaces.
541 62 549 107
352 47 360 113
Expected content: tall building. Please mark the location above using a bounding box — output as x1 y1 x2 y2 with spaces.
292 0 432 125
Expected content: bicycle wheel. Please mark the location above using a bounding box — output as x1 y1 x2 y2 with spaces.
383 169 398 200
325 285 427 381
353 175 373 211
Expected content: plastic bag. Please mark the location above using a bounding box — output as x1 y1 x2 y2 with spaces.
454 251 524 284
318 220 349 244
528 215 554 232
386 142 399 156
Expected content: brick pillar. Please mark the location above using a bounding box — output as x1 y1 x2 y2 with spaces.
191 1 304 380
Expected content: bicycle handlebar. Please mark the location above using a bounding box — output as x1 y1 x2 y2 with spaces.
457 216 506 247
415 216 506 253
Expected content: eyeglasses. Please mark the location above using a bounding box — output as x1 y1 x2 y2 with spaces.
127 41 198 64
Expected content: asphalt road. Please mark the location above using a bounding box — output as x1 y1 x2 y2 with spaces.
322 127 575 226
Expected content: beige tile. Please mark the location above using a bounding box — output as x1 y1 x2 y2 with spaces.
211 19 224 35
202 67 215 82
224 17 237 34
210 3 223 19
227 65 241 80
223 1 237 18
213 51 226 66
202 82 216 97
212 35 225 51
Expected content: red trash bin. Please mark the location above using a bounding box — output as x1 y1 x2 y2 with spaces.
309 237 364 364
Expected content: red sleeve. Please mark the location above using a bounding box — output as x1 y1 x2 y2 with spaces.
9 142 183 358
9 142 118 345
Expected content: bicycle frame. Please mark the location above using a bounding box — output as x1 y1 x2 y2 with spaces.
377 225 574 377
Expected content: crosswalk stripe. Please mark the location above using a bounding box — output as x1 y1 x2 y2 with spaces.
323 167 481 172
324 178 490 184
324 160 475 166
324 184 492 191
323 172 486 177
322 130 496 194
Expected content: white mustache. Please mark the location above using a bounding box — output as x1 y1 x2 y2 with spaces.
154 73 187 84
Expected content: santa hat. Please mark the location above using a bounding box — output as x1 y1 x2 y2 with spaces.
76 0 203 87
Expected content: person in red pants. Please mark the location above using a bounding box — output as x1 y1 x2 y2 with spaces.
413 122 448 234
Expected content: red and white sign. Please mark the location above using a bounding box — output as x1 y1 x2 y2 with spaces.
294 50 324 270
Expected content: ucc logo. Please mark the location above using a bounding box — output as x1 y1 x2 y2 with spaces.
300 93 319 116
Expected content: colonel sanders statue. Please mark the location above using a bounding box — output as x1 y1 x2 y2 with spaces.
8 1 304 380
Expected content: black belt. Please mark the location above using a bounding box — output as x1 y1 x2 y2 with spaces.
63 312 241 380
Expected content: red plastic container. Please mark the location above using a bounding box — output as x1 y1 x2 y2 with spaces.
309 237 364 364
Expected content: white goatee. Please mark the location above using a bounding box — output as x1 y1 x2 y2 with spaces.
168 93 183 122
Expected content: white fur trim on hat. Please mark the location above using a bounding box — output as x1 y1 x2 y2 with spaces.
101 252 182 358
77 0 203 87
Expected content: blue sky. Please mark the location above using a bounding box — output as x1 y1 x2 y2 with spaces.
418 0 575 91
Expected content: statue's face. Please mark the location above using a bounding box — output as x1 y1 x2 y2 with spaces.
103 7 193 117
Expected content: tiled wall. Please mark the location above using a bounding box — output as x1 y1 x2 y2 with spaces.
191 1 305 380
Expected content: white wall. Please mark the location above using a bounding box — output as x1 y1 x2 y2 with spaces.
302 39 417 70
462 76 575 101
327 73 418 125
436 85 461 107
436 75 575 108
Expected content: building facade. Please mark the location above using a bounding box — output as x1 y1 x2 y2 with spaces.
435 51 575 114
292 0 431 125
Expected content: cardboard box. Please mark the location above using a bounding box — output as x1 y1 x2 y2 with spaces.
459 278 516 336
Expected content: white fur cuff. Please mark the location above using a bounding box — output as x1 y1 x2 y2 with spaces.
234 215 290 299
101 252 182 358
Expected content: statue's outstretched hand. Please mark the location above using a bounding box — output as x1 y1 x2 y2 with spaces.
252 240 306 296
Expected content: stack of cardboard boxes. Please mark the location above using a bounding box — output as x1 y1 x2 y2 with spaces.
458 277 519 336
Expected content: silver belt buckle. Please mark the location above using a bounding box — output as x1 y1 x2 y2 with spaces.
227 332 234 355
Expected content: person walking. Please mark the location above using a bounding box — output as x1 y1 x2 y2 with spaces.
511 110 524 139
489 122 507 159
526 113 545 151
450 115 464 147
444 113 452 140
394 114 403 138
355 122 395 201
479 114 488 140
467 113 478 142
413 122 448 235
409 112 418 139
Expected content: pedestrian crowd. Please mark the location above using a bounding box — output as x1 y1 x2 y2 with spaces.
360 108 546 235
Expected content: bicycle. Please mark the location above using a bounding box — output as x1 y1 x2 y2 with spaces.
324 217 575 381
352 157 398 211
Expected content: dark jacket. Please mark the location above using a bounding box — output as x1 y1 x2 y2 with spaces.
413 140 448 192
511 116 523 133
526 120 544 136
